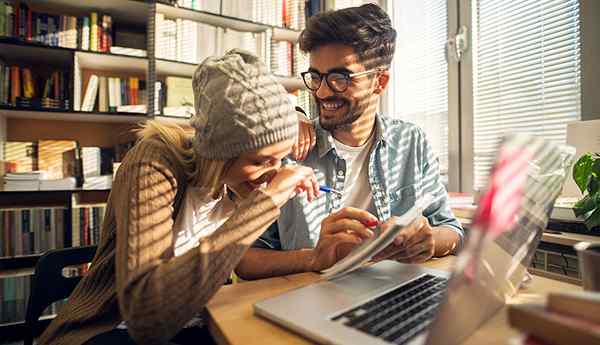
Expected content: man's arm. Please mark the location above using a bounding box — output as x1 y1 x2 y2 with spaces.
433 226 460 256
235 248 314 280
236 208 377 280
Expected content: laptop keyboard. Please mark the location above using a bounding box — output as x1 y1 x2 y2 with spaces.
332 274 448 345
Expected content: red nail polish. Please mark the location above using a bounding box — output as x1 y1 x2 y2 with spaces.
363 219 378 228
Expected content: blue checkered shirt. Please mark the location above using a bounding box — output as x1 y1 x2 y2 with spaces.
254 114 464 251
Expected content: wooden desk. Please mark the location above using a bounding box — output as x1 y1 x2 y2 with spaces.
206 257 580 345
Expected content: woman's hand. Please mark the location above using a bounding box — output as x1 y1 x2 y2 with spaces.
263 165 319 207
291 119 316 161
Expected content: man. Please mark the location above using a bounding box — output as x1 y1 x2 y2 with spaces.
236 4 463 280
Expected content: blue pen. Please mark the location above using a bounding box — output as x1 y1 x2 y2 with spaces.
319 185 343 197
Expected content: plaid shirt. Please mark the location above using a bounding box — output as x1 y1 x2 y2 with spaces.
254 114 464 251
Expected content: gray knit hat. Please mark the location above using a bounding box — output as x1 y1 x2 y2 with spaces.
191 49 298 160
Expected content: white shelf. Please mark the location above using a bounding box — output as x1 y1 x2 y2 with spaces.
157 3 271 33
76 51 148 73
271 27 301 43
155 60 305 92
155 115 192 127
0 108 150 123
156 59 197 77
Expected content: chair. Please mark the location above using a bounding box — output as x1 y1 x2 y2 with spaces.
24 245 97 345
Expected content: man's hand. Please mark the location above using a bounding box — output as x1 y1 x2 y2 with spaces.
372 216 435 264
309 207 378 271
291 119 316 161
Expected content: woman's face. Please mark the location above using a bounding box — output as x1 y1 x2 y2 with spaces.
223 139 295 191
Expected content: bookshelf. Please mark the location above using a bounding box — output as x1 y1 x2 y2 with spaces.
0 0 317 338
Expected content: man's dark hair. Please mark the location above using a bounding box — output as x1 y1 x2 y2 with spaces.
299 4 397 69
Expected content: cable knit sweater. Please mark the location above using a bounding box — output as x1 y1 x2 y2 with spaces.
38 137 280 345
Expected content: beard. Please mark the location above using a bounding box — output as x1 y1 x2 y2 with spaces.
317 96 366 131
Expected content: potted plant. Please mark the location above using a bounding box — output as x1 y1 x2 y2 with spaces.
573 153 600 230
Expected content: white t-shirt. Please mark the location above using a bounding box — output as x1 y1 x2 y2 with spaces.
118 186 236 330
333 134 377 216
172 186 237 256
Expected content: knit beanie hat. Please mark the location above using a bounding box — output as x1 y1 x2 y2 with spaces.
191 49 298 160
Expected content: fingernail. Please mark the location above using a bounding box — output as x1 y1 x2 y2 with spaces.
363 219 379 228
367 230 374 237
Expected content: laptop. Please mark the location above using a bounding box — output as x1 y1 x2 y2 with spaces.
254 134 576 345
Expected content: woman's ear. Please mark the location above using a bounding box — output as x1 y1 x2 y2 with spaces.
374 71 390 94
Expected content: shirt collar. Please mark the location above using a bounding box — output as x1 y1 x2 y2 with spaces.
315 114 388 159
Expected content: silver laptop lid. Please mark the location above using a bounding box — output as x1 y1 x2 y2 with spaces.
426 134 576 345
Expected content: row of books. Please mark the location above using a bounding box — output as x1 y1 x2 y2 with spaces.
0 207 66 257
2 140 130 189
158 76 194 117
155 13 308 77
0 2 113 53
71 205 107 247
171 0 307 30
0 62 70 110
0 275 70 324
77 73 194 117
0 205 106 258
3 173 78 191
79 74 146 113
155 14 260 65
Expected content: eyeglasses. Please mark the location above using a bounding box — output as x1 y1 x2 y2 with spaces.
301 67 386 93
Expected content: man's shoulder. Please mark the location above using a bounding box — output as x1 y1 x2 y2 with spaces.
378 115 427 146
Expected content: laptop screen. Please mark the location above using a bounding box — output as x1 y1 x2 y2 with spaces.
426 134 576 345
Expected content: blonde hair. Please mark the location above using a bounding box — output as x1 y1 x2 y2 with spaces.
136 120 231 198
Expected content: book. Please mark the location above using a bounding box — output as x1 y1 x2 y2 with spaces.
37 140 78 180
98 76 108 112
116 104 146 113
321 195 433 280
39 177 77 190
10 66 20 105
508 304 600 345
109 46 147 57
165 76 193 109
81 74 99 111
90 12 98 52
3 141 37 172
547 291 600 324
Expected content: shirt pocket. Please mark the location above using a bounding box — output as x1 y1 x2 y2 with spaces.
389 183 417 216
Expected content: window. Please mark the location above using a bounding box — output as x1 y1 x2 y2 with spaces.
471 0 581 189
385 0 450 176
333 0 379 10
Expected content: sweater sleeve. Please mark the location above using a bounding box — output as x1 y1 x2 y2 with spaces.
113 144 280 345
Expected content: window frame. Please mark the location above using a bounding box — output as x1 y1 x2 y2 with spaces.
334 0 600 192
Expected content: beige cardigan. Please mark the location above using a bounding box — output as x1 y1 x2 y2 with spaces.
38 137 280 345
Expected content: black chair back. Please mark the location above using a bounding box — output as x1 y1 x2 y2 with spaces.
24 245 97 345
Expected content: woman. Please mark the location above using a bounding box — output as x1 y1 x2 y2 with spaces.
38 50 318 345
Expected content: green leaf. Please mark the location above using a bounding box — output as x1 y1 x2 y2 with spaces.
593 157 600 175
573 194 598 217
589 175 600 195
573 153 595 194
584 207 600 230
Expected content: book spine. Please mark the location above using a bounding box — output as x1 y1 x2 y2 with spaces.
82 16 90 50
90 12 98 52
10 66 20 105
21 68 34 99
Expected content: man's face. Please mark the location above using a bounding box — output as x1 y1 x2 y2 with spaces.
308 44 379 131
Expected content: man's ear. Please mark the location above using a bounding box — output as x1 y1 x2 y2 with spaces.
373 71 390 94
